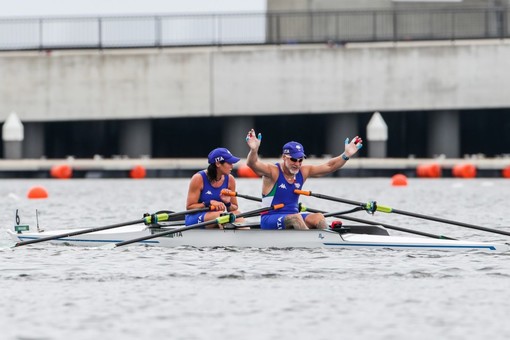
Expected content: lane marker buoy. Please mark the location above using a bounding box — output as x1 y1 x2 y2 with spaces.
27 186 49 199
391 174 408 186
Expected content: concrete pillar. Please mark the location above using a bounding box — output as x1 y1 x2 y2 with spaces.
223 116 254 158
2 112 24 159
23 122 45 158
366 112 388 158
325 114 358 156
119 119 152 158
428 111 460 158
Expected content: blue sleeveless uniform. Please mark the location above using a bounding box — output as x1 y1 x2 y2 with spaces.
260 164 309 229
185 171 229 226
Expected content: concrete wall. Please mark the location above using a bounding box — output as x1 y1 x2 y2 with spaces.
1 39 510 122
0 49 212 121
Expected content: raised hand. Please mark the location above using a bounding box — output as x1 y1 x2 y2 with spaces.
344 136 363 157
245 128 262 150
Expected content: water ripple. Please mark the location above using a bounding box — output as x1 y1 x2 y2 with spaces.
2 178 510 340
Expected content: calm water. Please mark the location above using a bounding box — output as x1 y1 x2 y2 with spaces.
1 178 510 340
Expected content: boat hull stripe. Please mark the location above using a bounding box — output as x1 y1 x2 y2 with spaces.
323 242 496 250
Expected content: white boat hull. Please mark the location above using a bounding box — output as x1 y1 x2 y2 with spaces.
7 225 509 252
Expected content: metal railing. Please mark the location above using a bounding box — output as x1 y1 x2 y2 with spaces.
0 7 508 51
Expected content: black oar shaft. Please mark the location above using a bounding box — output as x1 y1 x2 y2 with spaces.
222 190 261 202
342 216 455 240
239 194 261 202
389 208 510 237
307 207 455 240
227 190 455 239
299 191 361 206
297 190 510 237
114 204 283 247
114 220 216 247
14 219 144 247
14 207 212 247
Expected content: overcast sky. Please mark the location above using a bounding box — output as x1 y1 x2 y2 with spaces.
0 0 266 17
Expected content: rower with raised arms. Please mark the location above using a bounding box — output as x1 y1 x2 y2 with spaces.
245 129 363 230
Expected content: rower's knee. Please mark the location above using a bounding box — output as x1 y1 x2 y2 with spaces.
305 213 327 229
284 214 308 230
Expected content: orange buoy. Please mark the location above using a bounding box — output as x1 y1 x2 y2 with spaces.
391 174 408 186
130 165 146 179
452 163 477 178
416 163 441 178
27 186 49 199
502 166 510 178
50 164 72 179
237 164 259 178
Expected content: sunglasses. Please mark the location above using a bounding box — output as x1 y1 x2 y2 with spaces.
287 156 303 163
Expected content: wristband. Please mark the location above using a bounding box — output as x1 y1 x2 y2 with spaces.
225 202 232 208
341 153 350 161
203 200 210 208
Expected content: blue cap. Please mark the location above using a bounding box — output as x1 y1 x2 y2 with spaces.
208 148 240 164
282 141 306 159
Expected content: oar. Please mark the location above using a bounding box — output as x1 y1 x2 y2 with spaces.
223 189 453 239
221 189 261 202
306 207 456 240
295 189 510 237
13 206 215 247
114 204 284 248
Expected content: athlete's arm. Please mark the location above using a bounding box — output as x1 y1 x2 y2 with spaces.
305 136 363 178
246 129 275 178
186 173 205 209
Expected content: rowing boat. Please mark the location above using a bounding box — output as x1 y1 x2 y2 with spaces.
7 223 509 252
9 190 510 252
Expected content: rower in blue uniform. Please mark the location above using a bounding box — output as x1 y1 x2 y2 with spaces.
185 147 243 228
245 130 363 230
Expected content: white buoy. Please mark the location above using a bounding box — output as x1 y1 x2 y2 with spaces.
366 112 388 158
2 111 24 159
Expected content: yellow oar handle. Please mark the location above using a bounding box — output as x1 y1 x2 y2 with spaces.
216 214 232 224
376 204 393 213
143 213 168 224
143 206 217 225
364 201 393 214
